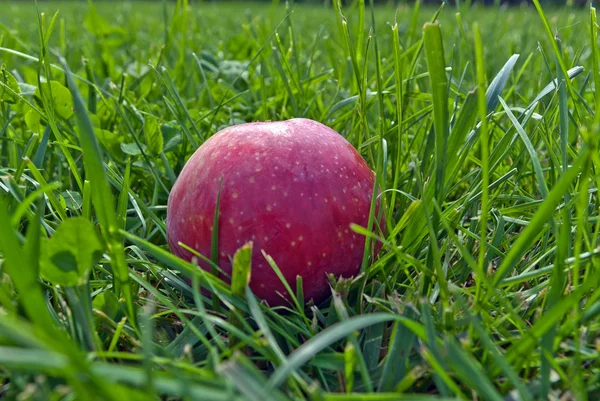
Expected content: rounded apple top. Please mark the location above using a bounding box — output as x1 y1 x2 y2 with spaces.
167 118 380 306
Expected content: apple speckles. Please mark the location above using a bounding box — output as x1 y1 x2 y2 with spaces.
271 185 277 190
229 218 235 224
298 236 304 241
285 223 291 229
266 204 272 211
232 192 239 199
249 177 255 183
291 241 297 246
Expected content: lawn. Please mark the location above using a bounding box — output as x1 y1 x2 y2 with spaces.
1 1 599 400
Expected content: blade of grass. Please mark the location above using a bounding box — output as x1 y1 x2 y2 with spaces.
60 57 136 330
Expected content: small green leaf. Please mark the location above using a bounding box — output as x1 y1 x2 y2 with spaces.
1 65 21 104
35 81 73 120
120 142 146 156
83 2 126 44
92 291 120 321
144 116 164 155
40 217 106 287
161 123 181 149
96 129 124 158
61 190 83 211
24 106 44 134
18 82 37 96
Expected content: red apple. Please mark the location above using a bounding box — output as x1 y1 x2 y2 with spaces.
166 118 383 306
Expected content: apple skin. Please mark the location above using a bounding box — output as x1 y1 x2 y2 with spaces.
166 118 383 306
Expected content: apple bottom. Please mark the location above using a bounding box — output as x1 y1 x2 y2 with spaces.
168 236 371 307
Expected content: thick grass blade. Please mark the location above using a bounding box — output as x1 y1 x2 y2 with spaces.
498 96 549 198
474 22 491 285
445 54 521 189
530 66 584 106
60 57 136 329
423 22 449 202
591 6 600 120
486 54 519 113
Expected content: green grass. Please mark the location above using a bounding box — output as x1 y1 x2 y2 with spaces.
1 1 600 400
